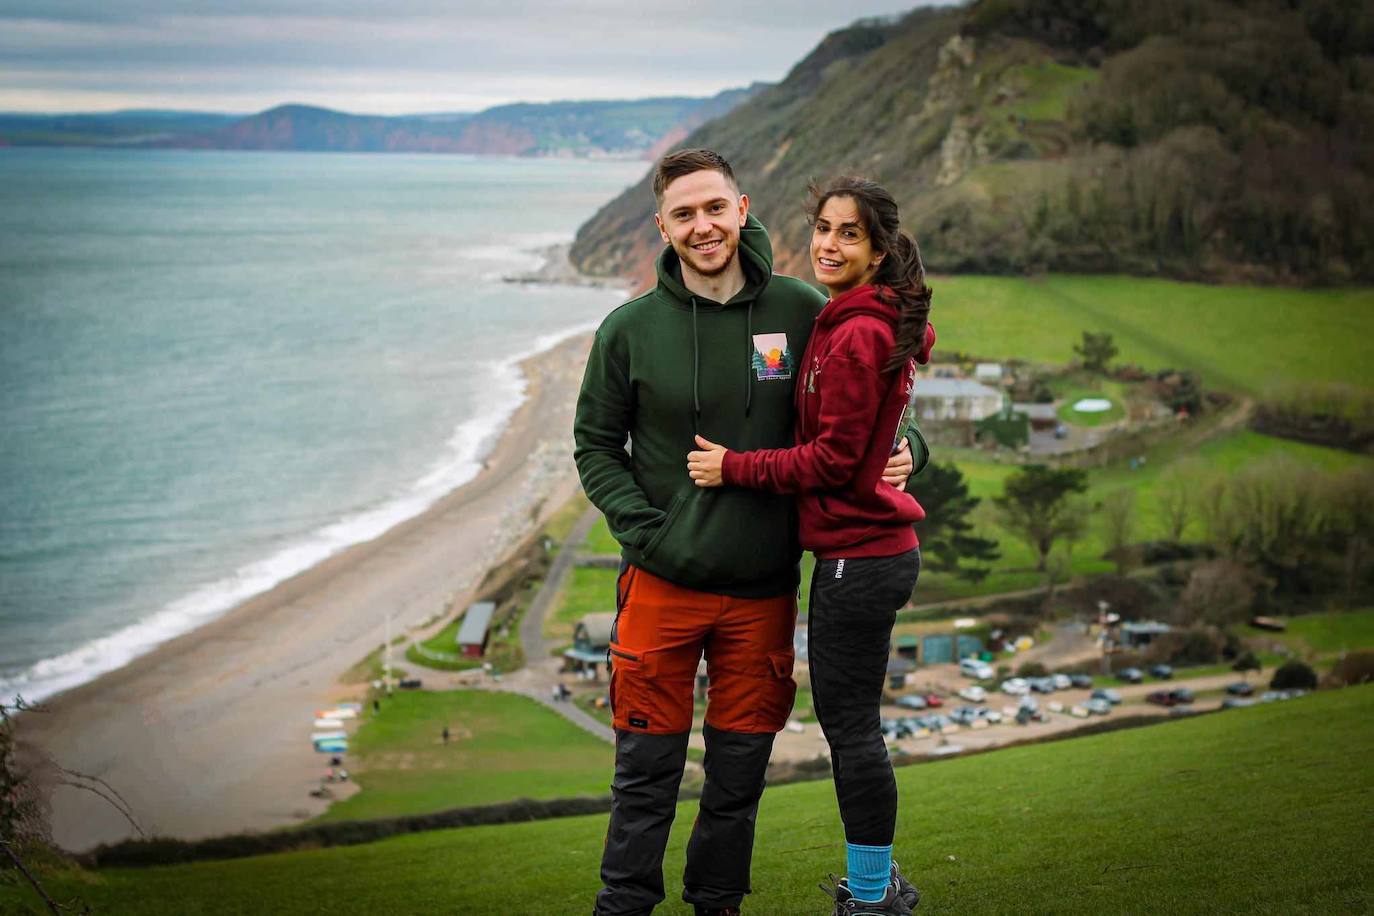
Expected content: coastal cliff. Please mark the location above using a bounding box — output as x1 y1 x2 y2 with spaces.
570 1 1374 287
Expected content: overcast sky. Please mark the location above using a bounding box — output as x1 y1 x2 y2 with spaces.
0 1 958 114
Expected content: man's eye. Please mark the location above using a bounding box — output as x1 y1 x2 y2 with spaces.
709 203 726 213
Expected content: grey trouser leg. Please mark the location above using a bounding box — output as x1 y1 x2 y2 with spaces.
681 723 776 909
596 729 690 916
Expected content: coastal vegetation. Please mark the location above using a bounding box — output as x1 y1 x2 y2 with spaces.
572 0 1374 286
7 685 1369 913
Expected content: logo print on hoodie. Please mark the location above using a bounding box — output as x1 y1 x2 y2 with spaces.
751 333 794 381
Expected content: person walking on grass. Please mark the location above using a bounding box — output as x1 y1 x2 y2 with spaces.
575 151 918 916
687 177 935 915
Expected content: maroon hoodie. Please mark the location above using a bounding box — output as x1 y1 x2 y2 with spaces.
721 283 935 559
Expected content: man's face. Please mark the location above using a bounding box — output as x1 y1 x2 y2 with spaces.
654 170 749 280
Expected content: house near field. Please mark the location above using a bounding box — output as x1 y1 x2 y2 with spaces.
455 601 497 658
914 378 1004 422
975 362 1004 384
1118 620 1172 650
564 612 615 678
1013 402 1060 431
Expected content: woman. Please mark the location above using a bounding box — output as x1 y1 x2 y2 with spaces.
687 176 934 916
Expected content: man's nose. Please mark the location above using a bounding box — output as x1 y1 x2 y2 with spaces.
693 212 713 235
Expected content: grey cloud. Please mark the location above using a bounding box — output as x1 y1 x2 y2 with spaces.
0 1 956 112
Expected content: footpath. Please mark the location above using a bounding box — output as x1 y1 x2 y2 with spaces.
406 505 614 743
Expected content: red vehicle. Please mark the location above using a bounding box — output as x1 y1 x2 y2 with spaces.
923 694 944 708
1146 688 1196 707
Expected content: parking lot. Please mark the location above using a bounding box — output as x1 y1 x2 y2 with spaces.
760 665 1281 764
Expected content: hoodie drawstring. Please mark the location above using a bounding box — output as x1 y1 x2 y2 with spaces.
691 298 701 433
744 300 754 418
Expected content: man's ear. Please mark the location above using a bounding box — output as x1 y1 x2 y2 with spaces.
653 212 669 244
737 193 750 227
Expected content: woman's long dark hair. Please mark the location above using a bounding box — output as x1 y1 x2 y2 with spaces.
808 176 932 372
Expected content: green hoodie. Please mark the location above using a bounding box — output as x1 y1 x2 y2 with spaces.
573 214 825 597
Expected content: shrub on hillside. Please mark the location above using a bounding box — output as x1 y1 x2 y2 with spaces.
1253 383 1374 454
1016 661 1049 678
1144 626 1226 667
1177 560 1268 627
1324 651 1374 689
1270 660 1319 691
1232 651 1262 679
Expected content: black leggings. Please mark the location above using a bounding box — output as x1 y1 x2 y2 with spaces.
807 549 920 847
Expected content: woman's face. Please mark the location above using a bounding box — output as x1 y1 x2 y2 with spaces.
810 195 883 295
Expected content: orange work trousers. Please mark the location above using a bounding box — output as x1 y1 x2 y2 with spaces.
607 564 798 735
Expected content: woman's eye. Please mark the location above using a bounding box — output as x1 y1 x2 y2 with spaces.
842 229 862 242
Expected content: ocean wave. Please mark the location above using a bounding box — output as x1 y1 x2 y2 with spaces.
0 304 615 709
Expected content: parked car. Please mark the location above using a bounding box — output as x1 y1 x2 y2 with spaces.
1117 667 1144 683
895 694 928 710
923 693 945 708
1054 422 1069 439
957 685 988 703
960 658 995 680
1092 688 1123 704
1222 697 1258 709
899 716 926 735
923 713 953 731
1070 674 1094 689
1000 678 1030 696
1149 664 1174 680
1225 682 1255 696
1051 673 1072 690
950 706 982 726
979 708 1004 724
1085 698 1112 715
1030 677 1057 694
1147 688 1195 707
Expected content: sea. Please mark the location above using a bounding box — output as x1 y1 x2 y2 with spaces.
0 148 645 706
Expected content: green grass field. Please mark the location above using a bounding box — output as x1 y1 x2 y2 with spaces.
1245 609 1374 657
931 275 1374 395
11 685 1370 914
545 566 618 644
310 690 612 823
912 428 1374 603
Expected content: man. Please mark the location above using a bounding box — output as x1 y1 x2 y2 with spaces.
575 149 915 915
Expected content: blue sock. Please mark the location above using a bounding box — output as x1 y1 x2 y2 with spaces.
846 842 892 902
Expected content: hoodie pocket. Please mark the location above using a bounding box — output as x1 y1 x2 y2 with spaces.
641 492 688 560
643 488 798 589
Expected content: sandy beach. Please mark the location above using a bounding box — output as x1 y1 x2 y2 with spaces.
17 333 596 853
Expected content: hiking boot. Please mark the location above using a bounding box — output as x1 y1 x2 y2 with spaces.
890 861 921 909
820 875 912 915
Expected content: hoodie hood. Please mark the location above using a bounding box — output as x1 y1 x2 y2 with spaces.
816 283 900 331
654 212 775 308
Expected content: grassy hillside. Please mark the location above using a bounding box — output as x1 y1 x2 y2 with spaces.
311 691 612 823
9 685 1370 913
931 275 1374 395
572 1 1374 286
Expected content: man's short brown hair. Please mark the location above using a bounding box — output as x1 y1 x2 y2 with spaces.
652 148 739 203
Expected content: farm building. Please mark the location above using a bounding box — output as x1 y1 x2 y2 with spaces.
455 601 497 658
563 612 615 677
915 378 1004 422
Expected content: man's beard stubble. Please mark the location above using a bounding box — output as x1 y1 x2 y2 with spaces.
678 238 738 280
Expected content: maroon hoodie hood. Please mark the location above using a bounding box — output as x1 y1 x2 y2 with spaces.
722 283 935 558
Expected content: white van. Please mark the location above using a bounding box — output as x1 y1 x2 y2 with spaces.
959 658 994 680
